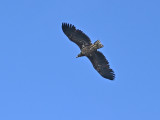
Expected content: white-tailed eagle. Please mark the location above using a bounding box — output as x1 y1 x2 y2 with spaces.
62 23 115 80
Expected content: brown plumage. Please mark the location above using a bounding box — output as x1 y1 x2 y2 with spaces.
62 23 115 80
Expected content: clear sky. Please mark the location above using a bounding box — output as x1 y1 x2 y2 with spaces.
0 0 160 120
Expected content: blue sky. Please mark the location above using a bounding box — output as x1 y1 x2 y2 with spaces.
0 0 160 120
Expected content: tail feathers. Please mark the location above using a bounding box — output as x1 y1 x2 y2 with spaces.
94 40 104 48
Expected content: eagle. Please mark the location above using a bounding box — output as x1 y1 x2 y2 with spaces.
62 23 115 80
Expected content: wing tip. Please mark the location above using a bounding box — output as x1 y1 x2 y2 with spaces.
100 68 115 80
62 22 76 31
102 71 115 80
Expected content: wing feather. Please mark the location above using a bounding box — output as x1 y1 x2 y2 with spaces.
62 23 92 49
87 51 115 80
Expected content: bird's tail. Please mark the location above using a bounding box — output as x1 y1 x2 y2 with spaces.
94 40 104 49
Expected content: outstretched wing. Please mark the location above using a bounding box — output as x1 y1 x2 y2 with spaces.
62 23 92 49
87 51 115 80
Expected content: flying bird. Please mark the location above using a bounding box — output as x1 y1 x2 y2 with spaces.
62 23 115 80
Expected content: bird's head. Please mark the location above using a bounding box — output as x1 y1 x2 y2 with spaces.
76 52 84 58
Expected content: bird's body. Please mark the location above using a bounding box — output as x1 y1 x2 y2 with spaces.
62 23 115 80
77 40 104 58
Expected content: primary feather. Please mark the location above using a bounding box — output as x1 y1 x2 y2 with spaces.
62 23 92 49
87 51 115 80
